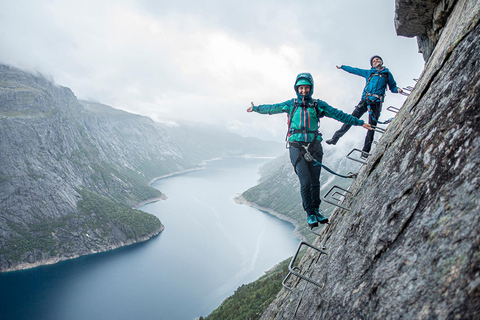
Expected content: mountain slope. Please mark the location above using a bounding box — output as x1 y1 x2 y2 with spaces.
0 65 281 272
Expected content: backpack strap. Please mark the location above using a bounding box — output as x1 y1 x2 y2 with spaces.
313 100 324 118
286 99 321 142
285 99 300 141
364 72 389 101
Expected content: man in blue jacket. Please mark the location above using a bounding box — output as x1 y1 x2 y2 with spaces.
247 73 371 228
325 56 403 158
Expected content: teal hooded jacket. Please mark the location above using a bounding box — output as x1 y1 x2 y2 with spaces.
252 73 364 143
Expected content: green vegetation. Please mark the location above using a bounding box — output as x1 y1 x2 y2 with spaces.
88 162 161 205
204 258 291 320
3 218 65 260
77 188 161 238
2 189 161 262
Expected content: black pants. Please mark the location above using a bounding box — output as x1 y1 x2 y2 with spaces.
289 140 323 216
330 99 382 153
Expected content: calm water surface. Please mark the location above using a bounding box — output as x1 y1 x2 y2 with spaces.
0 157 299 320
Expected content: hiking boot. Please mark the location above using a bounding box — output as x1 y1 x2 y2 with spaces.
307 214 319 228
325 138 337 145
361 151 370 160
314 208 329 224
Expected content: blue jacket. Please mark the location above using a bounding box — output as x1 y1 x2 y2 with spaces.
341 65 400 102
252 73 364 143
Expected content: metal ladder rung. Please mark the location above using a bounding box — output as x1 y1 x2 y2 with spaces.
346 148 368 165
282 241 327 291
387 106 400 113
372 125 386 134
282 266 301 292
331 191 346 202
323 185 353 211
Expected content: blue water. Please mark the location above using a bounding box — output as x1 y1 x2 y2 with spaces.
0 157 299 320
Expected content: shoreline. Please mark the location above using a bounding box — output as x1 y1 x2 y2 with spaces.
132 166 207 210
233 194 306 242
147 166 206 185
136 155 277 210
1 226 164 273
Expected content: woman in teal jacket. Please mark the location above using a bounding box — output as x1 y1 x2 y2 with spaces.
326 56 403 156
247 72 371 228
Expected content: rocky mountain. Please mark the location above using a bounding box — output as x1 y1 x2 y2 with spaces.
238 0 479 318
0 65 282 272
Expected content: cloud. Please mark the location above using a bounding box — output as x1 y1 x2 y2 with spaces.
0 0 424 144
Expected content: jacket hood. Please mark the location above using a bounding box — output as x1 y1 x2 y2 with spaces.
294 72 314 101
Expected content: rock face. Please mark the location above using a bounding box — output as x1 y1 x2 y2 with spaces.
395 0 474 62
260 0 480 318
0 65 281 272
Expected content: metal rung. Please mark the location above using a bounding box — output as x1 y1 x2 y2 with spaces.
282 266 302 292
346 148 368 165
372 125 386 134
413 78 419 82
331 191 345 201
405 86 414 91
287 241 327 289
399 91 410 97
323 185 353 211
387 106 400 113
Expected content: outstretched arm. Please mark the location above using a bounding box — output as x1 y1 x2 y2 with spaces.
247 100 292 115
339 65 370 79
247 102 254 112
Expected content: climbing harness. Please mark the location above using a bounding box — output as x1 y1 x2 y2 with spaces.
365 92 384 101
363 72 389 101
302 145 314 162
290 141 356 179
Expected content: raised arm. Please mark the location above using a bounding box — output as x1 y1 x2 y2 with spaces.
247 100 293 115
246 102 254 112
338 65 370 79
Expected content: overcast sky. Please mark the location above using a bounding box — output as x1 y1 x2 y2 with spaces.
1 0 425 144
